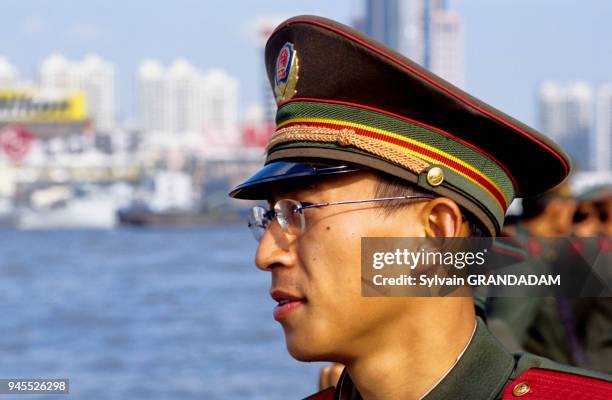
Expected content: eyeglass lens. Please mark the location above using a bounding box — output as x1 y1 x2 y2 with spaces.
248 200 306 242
248 206 269 241
274 199 305 236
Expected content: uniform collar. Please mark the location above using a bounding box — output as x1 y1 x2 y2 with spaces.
335 317 515 400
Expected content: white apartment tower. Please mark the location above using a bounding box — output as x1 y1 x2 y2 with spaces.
137 60 170 132
79 55 116 131
39 54 77 88
39 53 117 131
595 85 612 171
137 59 203 134
538 82 594 171
167 59 204 134
201 69 239 147
136 60 239 147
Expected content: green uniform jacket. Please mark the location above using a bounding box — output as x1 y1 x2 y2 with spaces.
306 317 612 399
487 226 612 373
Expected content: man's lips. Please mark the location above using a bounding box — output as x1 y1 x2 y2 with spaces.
270 289 306 321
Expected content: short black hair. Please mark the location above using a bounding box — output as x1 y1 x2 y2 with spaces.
373 172 485 237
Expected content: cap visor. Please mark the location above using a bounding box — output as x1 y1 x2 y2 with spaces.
229 160 361 199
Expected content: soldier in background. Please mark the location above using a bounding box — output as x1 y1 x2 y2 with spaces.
504 182 576 238
571 185 612 374
487 184 579 363
488 183 612 373
574 185 612 237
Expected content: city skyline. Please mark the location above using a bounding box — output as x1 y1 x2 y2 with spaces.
0 54 241 137
1 0 611 128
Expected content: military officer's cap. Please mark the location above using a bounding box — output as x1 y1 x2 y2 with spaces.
230 15 572 236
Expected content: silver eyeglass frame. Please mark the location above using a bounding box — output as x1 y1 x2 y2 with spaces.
247 194 436 241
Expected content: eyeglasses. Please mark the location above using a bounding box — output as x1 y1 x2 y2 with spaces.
247 194 435 242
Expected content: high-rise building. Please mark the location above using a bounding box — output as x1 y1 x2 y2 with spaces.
137 59 204 135
397 0 425 64
79 55 116 131
39 54 78 89
167 59 204 134
0 57 18 87
538 82 594 171
595 85 612 171
365 0 400 50
39 53 117 131
429 9 464 88
201 69 239 147
363 0 465 87
136 59 170 132
136 60 239 148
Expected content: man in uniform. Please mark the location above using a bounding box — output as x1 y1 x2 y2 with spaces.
488 184 612 374
574 185 612 237
572 185 612 374
229 16 612 399
486 184 580 365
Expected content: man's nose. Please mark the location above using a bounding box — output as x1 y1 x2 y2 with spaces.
254 221 297 271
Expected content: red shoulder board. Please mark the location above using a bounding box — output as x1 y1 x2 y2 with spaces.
502 368 612 399
302 387 335 400
599 236 612 253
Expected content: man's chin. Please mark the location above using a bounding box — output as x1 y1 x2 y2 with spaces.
284 332 331 362
286 344 327 362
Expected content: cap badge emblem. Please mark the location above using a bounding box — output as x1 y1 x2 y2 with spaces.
274 42 299 103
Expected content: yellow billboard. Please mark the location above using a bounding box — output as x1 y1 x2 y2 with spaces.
0 89 88 123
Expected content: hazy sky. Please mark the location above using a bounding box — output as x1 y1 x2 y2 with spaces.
2 0 611 127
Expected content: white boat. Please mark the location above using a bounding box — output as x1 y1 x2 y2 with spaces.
16 186 119 230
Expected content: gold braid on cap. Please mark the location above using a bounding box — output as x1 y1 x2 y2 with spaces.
267 125 430 175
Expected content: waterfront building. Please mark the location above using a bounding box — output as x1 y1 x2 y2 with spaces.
137 59 171 133
136 60 240 150
595 84 612 171
39 53 117 131
201 69 239 147
538 82 594 171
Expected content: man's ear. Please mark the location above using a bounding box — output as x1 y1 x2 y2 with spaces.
420 197 463 237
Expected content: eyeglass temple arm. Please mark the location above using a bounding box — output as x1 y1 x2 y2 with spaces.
298 194 436 211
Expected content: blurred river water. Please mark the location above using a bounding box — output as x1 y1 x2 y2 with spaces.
0 226 323 399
